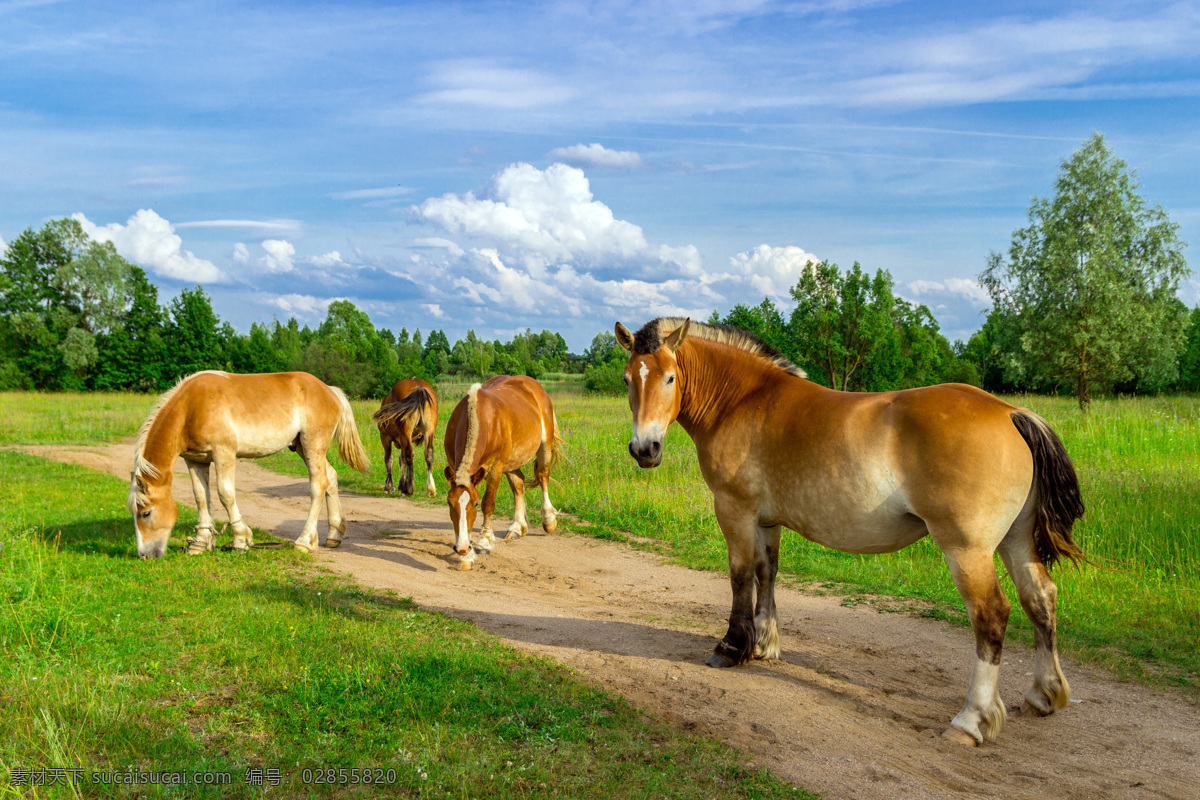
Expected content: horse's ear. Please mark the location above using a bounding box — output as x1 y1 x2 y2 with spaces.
664 318 691 351
443 466 455 484
134 474 147 491
614 322 634 352
470 467 486 486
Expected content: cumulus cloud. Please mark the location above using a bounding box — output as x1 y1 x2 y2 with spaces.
231 242 250 264
546 143 645 171
411 162 699 280
905 277 991 306
73 209 227 283
258 239 296 273
422 303 446 319
271 293 332 319
307 251 347 268
719 244 820 298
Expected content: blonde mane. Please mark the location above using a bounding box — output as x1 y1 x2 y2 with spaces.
130 370 228 491
454 382 483 486
634 317 807 379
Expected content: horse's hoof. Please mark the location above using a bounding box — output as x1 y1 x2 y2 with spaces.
705 652 739 669
941 727 980 747
1021 698 1052 717
543 517 557 534
457 560 473 571
294 542 311 554
323 539 341 549
504 529 521 541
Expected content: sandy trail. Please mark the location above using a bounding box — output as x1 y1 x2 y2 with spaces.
26 441 1200 800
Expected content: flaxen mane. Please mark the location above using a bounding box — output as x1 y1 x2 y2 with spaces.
633 317 807 379
128 371 229 508
454 383 483 486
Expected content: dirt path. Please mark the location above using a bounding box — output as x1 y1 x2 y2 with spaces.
27 442 1200 800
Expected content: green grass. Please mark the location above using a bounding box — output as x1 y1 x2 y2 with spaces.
0 451 813 798
0 391 151 445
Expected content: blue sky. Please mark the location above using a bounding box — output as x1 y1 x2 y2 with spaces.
2 0 1198 351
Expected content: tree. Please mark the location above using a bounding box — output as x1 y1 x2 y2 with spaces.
1177 306 1200 392
167 287 223 378
980 133 1190 409
788 261 897 391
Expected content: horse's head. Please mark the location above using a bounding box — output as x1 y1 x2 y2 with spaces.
128 472 177 559
615 318 690 469
443 466 484 555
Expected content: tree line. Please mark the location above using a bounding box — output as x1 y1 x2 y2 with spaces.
2 136 1194 404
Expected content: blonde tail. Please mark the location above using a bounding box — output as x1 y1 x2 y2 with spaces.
331 386 370 474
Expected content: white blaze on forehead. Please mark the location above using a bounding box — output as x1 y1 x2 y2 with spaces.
638 361 649 389
455 490 471 551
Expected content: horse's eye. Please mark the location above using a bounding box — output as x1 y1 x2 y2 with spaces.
666 375 675 385
138 510 151 519
623 375 630 385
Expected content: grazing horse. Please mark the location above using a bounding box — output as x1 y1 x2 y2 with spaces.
442 375 562 568
371 378 439 497
615 317 1085 747
128 371 370 559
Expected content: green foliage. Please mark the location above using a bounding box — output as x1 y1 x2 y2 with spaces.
980 133 1191 408
1178 306 1200 391
583 359 627 395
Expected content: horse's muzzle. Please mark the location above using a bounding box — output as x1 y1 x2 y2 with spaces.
629 439 662 468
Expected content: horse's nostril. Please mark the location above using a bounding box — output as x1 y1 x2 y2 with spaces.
650 440 661 456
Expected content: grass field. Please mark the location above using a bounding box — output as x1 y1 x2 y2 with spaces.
0 451 811 798
3 383 1198 695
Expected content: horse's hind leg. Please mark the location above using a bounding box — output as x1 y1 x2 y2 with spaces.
424 435 437 496
399 439 415 496
939 545 1011 746
535 440 557 533
504 469 528 539
184 460 217 554
323 460 346 548
753 524 782 660
382 436 395 494
999 523 1070 717
292 440 329 553
476 475 500 554
213 451 254 552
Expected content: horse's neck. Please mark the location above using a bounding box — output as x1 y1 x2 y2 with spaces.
675 340 803 439
142 404 184 486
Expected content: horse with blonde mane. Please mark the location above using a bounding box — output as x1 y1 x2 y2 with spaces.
128 371 370 559
442 375 562 569
615 317 1086 747
371 378 439 497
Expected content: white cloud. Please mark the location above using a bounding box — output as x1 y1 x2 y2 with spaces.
905 278 991 306
420 61 575 109
175 219 303 234
330 186 414 200
412 237 464 258
412 162 700 279
259 239 296 273
307 251 347 268
73 209 227 283
231 242 250 264
718 244 819 298
547 143 645 171
422 303 446 319
270 293 331 319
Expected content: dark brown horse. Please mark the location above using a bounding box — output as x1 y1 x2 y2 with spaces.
442 376 561 569
616 317 1085 746
371 378 439 496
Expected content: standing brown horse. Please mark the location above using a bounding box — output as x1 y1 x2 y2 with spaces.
128 371 370 559
371 378 439 497
616 317 1085 747
442 375 561 568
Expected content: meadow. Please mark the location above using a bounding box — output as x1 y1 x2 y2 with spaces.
0 416 809 797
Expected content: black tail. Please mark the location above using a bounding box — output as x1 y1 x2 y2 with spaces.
372 388 434 432
1010 410 1087 569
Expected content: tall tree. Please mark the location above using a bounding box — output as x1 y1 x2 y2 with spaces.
980 133 1190 409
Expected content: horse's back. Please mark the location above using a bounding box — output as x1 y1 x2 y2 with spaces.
471 376 554 470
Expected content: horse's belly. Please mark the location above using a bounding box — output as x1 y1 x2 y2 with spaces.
783 492 928 555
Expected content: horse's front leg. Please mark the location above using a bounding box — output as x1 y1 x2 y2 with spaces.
213 451 253 552
185 460 217 555
504 469 528 539
293 440 329 553
475 475 500 554
707 496 759 668
753 524 782 660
